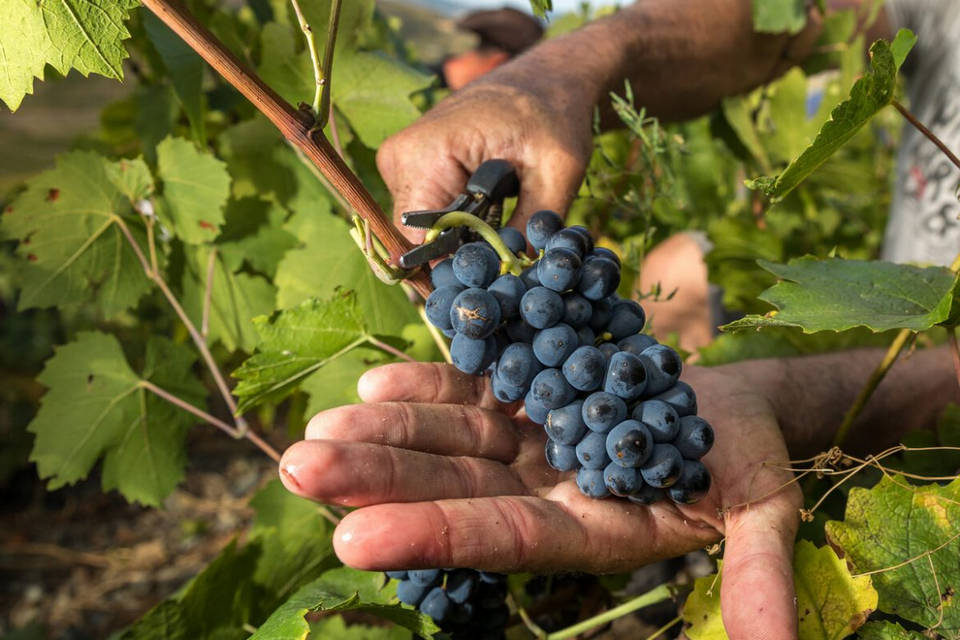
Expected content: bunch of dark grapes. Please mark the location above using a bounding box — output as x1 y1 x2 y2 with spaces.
388 569 508 640
424 210 713 503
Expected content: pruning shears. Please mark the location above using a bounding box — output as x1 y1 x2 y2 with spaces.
397 159 519 269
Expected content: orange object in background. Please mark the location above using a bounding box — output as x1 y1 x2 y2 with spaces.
439 8 543 89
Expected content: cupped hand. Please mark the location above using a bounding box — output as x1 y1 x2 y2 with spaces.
279 362 802 640
377 75 594 244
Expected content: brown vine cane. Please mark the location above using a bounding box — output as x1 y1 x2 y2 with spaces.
140 0 432 300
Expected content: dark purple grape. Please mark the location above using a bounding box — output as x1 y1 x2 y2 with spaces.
450 288 501 339
526 210 564 251
667 460 711 504
675 416 715 458
606 420 653 468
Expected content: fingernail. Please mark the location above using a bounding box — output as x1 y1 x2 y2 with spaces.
279 464 303 492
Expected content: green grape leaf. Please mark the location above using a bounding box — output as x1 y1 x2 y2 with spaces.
529 0 553 18
747 30 917 201
301 346 389 416
684 542 877 639
721 257 960 334
143 12 207 145
251 569 439 640
259 24 433 148
698 327 894 366
752 0 808 34
0 0 140 111
218 198 297 278
826 476 960 634
0 152 153 316
232 292 374 413
28 332 204 506
892 404 960 479
156 136 231 244
721 94 771 171
309 617 411 640
857 620 927 640
275 210 418 336
181 245 277 353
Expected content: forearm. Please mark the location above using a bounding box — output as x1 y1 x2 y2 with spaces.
727 345 959 458
480 0 815 124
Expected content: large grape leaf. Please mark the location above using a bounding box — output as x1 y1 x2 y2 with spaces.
250 569 439 640
0 0 140 111
300 346 390 417
826 476 960 635
721 257 960 334
232 292 376 412
309 617 411 640
156 136 231 244
683 542 876 640
752 0 808 35
0 152 154 316
142 12 206 145
28 332 205 506
275 210 418 336
217 198 297 278
181 245 277 353
857 621 927 640
747 30 917 202
258 23 433 148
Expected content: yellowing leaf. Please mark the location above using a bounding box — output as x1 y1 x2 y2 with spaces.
793 540 877 639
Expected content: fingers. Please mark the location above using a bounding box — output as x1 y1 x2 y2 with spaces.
358 362 500 410
304 401 519 463
508 149 587 232
719 484 802 640
280 439 528 506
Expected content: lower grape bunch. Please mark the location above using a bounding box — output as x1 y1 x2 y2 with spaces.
390 210 714 636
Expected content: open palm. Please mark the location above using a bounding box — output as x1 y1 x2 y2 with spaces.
280 362 802 640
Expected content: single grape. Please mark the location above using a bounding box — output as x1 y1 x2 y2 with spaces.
524 390 550 424
628 483 664 506
581 391 627 433
577 256 620 300
544 400 587 445
530 368 576 410
452 242 500 288
430 258 459 289
409 569 442 586
487 273 526 318
674 416 715 458
639 344 682 395
606 420 653 468
604 461 641 497
617 333 657 355
631 399 680 442
603 351 648 401
397 579 431 606
538 247 583 292
442 327 457 339
450 333 495 375
386 570 408 580
533 323 578 367
496 342 540 387
562 293 593 328
506 318 537 343
588 296 615 331
425 285 464 331
576 467 610 498
577 325 596 346
498 227 527 255
445 570 477 604
526 210 564 250
450 288 501 339
544 439 579 471
546 228 588 258
567 225 595 253
592 247 621 266
650 380 698 417
520 264 541 289
667 460 711 504
520 286 564 329
420 587 454 622
492 370 525 403
598 342 619 361
561 345 606 391
639 444 683 488
575 430 609 469
606 299 646 340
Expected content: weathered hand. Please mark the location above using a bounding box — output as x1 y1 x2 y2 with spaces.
377 75 594 243
279 362 801 640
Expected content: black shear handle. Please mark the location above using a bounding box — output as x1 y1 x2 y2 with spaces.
467 159 520 202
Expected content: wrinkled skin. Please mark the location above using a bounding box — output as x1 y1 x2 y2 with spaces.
280 362 802 640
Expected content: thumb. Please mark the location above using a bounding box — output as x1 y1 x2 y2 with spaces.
508 148 586 232
719 487 801 640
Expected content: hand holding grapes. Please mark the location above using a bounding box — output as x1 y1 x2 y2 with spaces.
280 361 802 640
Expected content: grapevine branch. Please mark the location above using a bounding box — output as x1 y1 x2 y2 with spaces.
893 100 960 172
139 0 432 299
